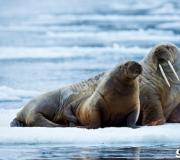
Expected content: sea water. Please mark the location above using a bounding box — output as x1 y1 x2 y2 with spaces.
0 0 180 159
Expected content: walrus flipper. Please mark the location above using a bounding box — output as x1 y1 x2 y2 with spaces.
10 118 25 127
142 99 166 125
28 114 67 127
168 104 180 123
127 107 140 129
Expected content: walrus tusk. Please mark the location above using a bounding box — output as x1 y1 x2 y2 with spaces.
159 64 170 87
168 60 180 81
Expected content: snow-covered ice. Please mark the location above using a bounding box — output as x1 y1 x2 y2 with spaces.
0 108 179 146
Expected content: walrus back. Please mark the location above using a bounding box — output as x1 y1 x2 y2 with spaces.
10 118 25 127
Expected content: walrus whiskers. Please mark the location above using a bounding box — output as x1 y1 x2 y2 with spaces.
159 64 170 87
167 60 180 81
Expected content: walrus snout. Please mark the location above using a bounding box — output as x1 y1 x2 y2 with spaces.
125 61 142 79
152 43 180 87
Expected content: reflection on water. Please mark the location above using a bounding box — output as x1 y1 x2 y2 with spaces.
0 144 177 160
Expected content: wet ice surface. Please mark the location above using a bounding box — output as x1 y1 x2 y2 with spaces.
0 0 180 159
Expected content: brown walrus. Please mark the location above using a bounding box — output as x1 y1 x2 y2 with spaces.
10 61 142 128
10 73 104 127
64 61 142 128
137 42 180 125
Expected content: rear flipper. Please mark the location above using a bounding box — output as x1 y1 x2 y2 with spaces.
11 115 68 127
10 118 25 127
28 113 68 127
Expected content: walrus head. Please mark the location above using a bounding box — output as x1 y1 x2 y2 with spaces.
124 61 143 79
110 61 142 83
143 42 180 87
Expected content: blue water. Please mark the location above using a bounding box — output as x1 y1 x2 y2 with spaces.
0 144 178 160
0 0 180 159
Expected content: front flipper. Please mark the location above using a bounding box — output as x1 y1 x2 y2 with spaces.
127 107 140 129
142 100 166 126
168 104 180 123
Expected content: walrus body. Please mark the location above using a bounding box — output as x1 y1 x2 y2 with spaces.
11 61 142 128
64 61 142 128
10 73 104 127
137 43 180 125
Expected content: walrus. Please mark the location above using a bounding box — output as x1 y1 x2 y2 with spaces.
10 61 142 128
10 72 104 127
137 42 180 125
64 61 142 128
